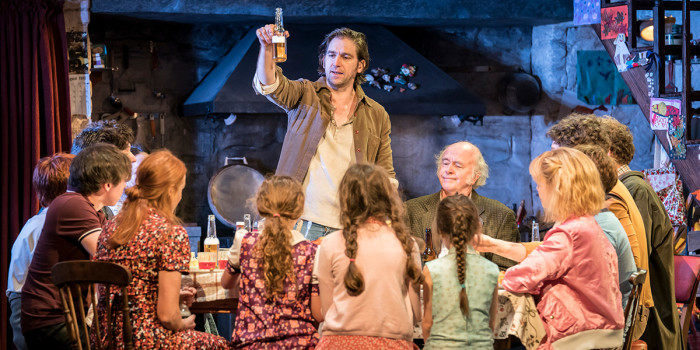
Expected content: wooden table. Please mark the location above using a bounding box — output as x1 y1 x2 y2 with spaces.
493 289 545 350
182 269 238 314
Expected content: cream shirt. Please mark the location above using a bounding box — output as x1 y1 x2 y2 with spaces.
255 73 355 229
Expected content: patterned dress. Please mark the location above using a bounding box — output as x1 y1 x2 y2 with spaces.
230 232 319 349
93 208 230 349
424 246 499 350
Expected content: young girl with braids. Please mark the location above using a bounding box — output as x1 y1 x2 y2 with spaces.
315 163 423 350
221 175 321 348
422 194 499 350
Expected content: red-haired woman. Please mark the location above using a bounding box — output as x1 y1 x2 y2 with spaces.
94 150 230 349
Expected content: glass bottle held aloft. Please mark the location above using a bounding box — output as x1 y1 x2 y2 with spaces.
203 215 220 252
272 8 287 63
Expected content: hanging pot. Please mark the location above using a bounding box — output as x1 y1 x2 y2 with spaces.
498 73 542 115
207 157 264 228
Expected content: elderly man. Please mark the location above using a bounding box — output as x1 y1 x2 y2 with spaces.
405 141 519 270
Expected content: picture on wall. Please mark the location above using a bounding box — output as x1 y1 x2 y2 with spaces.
574 0 601 25
649 98 679 131
601 5 628 40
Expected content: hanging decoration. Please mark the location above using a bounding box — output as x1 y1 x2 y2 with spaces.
667 106 687 159
366 64 419 93
613 33 632 71
643 165 686 226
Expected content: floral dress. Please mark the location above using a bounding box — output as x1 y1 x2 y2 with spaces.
230 232 319 349
93 208 230 349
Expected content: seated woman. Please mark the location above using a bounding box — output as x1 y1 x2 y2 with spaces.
475 146 638 310
501 147 624 349
315 163 423 349
93 150 230 349
221 175 320 348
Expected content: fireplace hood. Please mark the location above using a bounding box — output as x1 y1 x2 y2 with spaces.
183 24 485 117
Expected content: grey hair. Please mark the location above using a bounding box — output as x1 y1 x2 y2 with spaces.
434 141 489 189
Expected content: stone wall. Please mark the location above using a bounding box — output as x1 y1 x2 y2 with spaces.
89 15 659 232
88 17 543 233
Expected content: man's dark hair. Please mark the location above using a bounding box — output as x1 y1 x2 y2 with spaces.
601 117 635 166
547 113 612 151
71 120 135 154
317 27 370 85
68 143 131 195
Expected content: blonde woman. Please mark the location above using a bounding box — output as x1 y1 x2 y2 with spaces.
501 147 624 349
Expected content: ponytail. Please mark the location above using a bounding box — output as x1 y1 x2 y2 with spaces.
254 175 305 300
108 186 149 248
257 213 295 300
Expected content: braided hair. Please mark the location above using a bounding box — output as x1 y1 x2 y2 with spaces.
254 175 305 300
338 163 423 296
436 194 481 317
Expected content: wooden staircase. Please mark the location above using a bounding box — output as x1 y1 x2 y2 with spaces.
596 0 700 193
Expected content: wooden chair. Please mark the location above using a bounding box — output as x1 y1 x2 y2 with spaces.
675 255 700 350
623 269 648 350
52 260 134 350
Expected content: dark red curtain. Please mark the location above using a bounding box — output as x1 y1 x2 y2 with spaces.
1 0 71 348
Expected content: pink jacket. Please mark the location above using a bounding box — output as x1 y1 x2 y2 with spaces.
502 216 624 350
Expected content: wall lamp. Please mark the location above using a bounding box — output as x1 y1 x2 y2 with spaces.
639 16 676 42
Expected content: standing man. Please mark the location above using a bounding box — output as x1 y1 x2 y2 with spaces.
601 117 680 350
405 141 520 270
253 25 395 240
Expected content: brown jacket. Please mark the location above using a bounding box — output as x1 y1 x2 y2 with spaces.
620 170 680 349
256 67 395 182
404 190 520 270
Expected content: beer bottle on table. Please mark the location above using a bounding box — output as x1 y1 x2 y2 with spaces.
204 215 220 252
243 214 252 232
531 220 540 242
272 8 287 63
422 228 437 262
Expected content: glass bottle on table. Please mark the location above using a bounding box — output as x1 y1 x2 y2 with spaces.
272 8 287 63
531 220 540 242
203 215 219 253
422 228 437 262
243 214 252 233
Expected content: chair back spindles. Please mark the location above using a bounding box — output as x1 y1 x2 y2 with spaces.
52 261 134 350
623 269 647 350
90 285 101 350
